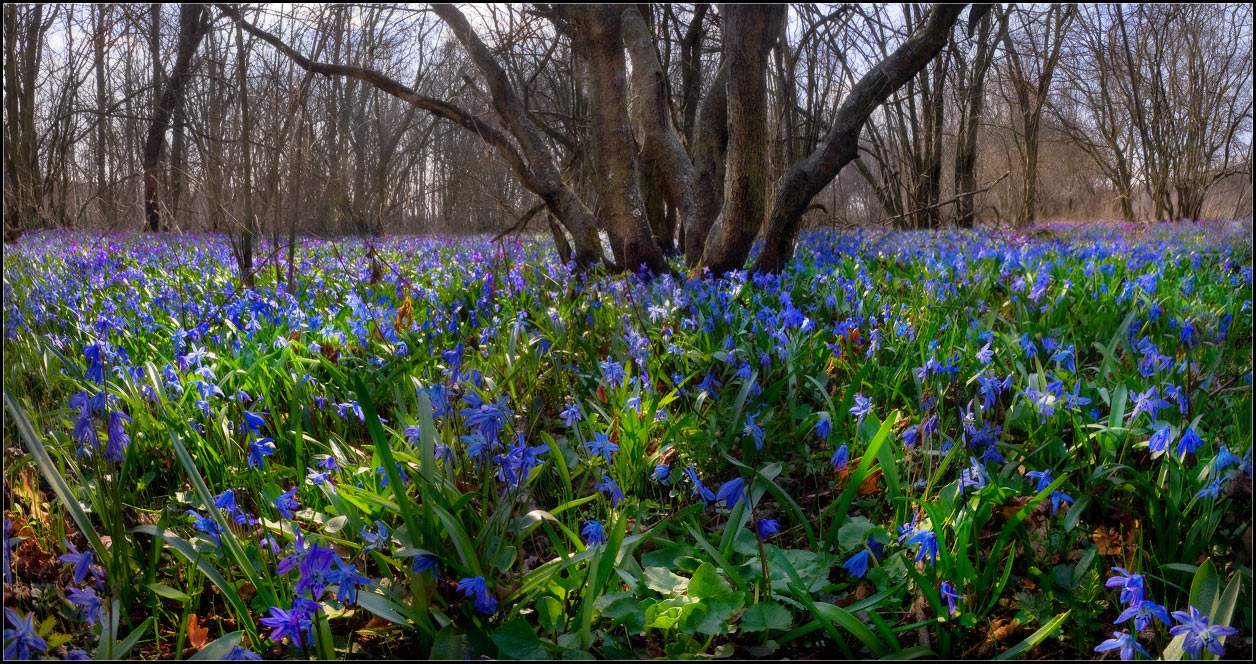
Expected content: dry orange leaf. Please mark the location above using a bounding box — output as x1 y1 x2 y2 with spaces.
858 469 883 497
186 614 209 650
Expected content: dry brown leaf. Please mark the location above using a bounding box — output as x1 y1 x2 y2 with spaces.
186 614 209 650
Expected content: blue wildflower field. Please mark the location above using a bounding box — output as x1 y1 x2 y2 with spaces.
2 221 1251 660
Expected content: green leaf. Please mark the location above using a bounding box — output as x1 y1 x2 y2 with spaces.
189 632 244 661
996 610 1069 660
111 617 153 660
146 583 192 603
3 391 108 577
430 625 470 660
356 590 415 626
643 566 688 595
837 516 877 552
492 619 551 660
684 563 745 635
740 602 793 632
1189 558 1220 619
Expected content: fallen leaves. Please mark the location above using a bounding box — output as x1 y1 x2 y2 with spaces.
186 614 209 650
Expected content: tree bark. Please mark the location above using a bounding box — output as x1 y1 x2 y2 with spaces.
754 4 964 273
142 3 209 233
702 4 786 274
954 8 994 228
684 60 729 265
568 5 669 276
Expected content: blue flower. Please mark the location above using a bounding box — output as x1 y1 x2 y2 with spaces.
940 581 966 616
213 489 237 511
585 432 619 464
849 395 873 424
185 510 221 546
328 558 371 605
1195 478 1224 500
104 411 131 462
905 530 939 566
59 540 100 586
411 553 440 579
1094 630 1151 661
242 410 267 436
560 402 583 427
581 520 608 547
684 465 715 506
1147 424 1172 453
755 518 780 539
67 586 104 626
1105 568 1145 606
276 487 300 519
1214 446 1242 471
1115 599 1171 631
815 412 832 441
248 438 276 469
64 649 92 661
3 608 48 660
595 474 625 507
653 465 670 483
223 645 262 660
259 599 315 648
830 444 849 472
360 521 389 552
456 576 498 615
843 549 872 578
715 476 746 510
1176 427 1203 458
1169 606 1238 659
294 542 338 598
743 411 765 450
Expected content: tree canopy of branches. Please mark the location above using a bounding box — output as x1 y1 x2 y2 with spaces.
4 3 1252 273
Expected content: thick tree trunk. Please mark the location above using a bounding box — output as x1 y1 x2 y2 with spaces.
574 6 669 276
142 4 209 233
4 4 47 231
702 4 786 274
684 60 729 265
753 5 964 274
622 6 694 256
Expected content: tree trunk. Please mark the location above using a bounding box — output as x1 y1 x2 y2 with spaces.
701 4 786 274
684 60 729 265
142 3 209 233
234 17 255 288
754 5 964 273
954 9 994 228
93 4 113 226
573 6 669 275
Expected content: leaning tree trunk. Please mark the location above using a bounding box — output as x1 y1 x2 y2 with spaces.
142 3 209 233
701 4 786 274
753 4 965 274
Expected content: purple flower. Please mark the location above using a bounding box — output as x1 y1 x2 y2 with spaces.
223 645 262 660
905 530 939 566
185 510 221 546
104 411 131 462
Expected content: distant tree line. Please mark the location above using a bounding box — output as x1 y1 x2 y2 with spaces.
3 4 1252 275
